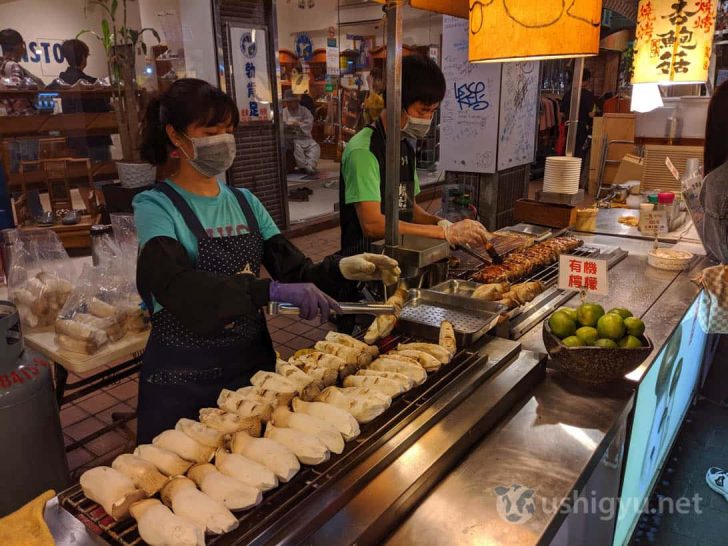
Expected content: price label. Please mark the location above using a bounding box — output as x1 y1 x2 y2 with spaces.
665 156 680 181
640 210 669 234
326 44 339 76
558 255 608 295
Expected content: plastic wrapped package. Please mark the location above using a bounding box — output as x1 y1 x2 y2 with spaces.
7 230 76 329
57 262 149 354
110 213 139 287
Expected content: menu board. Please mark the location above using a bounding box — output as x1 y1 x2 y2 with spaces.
439 16 500 174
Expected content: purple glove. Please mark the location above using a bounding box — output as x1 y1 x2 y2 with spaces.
269 281 342 323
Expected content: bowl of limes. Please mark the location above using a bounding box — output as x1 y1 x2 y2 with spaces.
542 304 653 384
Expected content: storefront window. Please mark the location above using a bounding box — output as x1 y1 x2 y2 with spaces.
0 0 216 229
275 0 443 226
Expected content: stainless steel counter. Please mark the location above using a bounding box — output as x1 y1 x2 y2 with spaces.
590 208 693 243
387 372 634 546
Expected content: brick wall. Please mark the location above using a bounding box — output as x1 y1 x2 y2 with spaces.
218 0 288 228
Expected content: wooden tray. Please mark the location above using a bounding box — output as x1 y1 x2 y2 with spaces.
24 327 148 373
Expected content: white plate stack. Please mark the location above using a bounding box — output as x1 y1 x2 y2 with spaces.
543 156 582 195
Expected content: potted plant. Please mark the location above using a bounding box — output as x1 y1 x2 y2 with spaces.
79 0 160 187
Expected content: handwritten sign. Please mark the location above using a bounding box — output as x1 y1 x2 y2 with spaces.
640 210 669 234
230 26 273 123
665 156 680 181
558 255 608 295
326 38 339 76
439 15 499 173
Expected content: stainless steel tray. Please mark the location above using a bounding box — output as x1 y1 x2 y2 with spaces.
397 289 505 346
430 279 483 298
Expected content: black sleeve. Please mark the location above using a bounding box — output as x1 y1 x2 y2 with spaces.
262 234 356 300
137 236 271 337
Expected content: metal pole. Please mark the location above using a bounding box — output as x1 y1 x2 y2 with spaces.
384 1 403 255
565 57 585 157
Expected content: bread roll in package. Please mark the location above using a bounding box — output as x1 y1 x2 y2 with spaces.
56 263 149 355
6 230 76 330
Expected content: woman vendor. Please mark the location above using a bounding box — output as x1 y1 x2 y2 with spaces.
133 79 400 443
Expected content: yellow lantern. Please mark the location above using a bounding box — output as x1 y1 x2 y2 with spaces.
632 0 719 84
468 0 603 62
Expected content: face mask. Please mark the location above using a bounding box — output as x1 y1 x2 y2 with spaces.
179 133 236 177
401 112 432 139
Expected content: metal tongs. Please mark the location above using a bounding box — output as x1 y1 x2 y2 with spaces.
456 242 504 265
267 302 396 316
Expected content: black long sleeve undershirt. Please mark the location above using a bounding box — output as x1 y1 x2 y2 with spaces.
137 234 351 337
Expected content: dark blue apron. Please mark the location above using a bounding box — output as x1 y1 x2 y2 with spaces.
136 182 275 444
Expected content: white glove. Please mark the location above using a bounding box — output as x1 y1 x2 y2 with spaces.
443 219 492 248
437 219 453 229
339 253 401 285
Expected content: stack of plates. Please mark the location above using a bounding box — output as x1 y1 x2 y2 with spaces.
543 156 582 195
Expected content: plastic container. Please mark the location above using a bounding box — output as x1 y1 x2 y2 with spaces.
647 248 694 271
574 208 598 232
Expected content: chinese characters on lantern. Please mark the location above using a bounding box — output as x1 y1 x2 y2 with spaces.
633 0 718 84
558 255 608 295
230 27 273 122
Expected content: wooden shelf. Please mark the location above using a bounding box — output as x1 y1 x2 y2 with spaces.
0 112 118 138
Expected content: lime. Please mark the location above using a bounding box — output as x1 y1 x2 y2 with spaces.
576 303 605 327
562 336 585 347
556 307 578 322
597 313 626 340
624 317 646 337
594 338 619 349
548 311 577 339
575 326 599 345
608 307 633 319
618 335 643 348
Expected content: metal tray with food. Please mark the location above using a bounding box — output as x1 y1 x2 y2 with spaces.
397 289 506 346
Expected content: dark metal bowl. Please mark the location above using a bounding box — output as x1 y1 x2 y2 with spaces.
542 320 653 384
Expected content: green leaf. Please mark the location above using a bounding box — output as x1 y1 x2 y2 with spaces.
140 41 147 56
101 19 112 50
128 29 139 45
111 0 118 17
76 29 102 41
88 0 112 19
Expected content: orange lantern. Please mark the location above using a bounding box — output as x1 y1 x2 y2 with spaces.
632 0 719 84
468 0 603 62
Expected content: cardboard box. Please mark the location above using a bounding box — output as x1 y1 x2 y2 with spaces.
613 154 644 185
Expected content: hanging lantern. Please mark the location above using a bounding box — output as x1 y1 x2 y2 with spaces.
632 0 719 84
468 0 602 62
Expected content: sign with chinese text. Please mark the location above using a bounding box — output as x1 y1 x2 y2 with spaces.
633 0 719 84
558 255 608 295
640 210 669 234
326 38 339 76
229 26 273 123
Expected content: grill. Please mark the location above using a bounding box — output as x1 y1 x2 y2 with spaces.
58 334 496 546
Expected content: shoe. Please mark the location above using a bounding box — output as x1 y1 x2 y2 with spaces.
304 166 316 176
61 210 80 225
35 211 54 226
706 467 728 501
301 187 313 196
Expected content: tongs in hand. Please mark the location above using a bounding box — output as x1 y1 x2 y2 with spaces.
267 302 396 316
457 242 503 265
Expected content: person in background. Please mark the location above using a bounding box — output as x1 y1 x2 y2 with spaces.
133 78 399 442
362 67 384 126
0 28 43 116
561 68 595 159
700 80 728 263
57 39 112 161
339 54 492 257
700 80 728 503
282 89 320 175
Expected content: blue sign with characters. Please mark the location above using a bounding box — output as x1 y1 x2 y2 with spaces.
295 33 313 61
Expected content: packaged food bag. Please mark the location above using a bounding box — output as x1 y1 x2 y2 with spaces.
7 230 76 329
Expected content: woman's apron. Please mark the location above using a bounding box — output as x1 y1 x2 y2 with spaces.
136 183 276 444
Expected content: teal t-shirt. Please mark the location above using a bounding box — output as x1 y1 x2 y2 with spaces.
133 180 280 313
133 180 280 261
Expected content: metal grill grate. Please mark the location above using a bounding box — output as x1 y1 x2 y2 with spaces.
400 304 491 334
59 335 488 546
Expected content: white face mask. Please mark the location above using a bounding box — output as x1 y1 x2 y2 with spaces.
179 133 236 177
401 112 432 139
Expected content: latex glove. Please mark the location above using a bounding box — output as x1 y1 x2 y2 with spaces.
269 281 341 323
443 219 492 248
339 253 401 285
437 218 453 229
